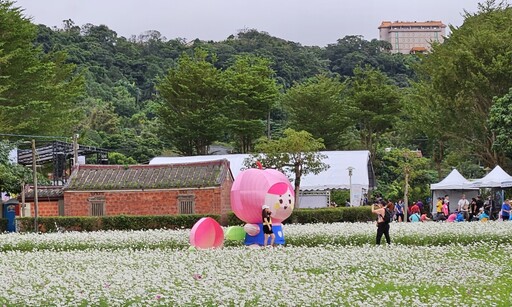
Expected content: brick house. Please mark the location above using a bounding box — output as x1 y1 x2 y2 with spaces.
21 185 65 217
63 159 233 223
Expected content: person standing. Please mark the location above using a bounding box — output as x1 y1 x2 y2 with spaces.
435 197 444 221
475 195 484 212
501 199 511 221
372 201 391 245
444 195 451 214
469 197 478 221
262 205 275 247
458 194 470 221
416 199 424 214
395 200 404 222
484 196 496 219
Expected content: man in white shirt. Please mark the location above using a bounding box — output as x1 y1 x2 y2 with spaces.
458 194 470 221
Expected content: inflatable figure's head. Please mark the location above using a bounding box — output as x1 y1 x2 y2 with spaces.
231 168 295 224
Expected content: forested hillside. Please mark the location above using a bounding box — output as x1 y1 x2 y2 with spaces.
2 0 512 201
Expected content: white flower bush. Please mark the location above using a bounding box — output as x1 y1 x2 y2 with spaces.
0 222 510 306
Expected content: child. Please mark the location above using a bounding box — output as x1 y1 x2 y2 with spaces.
446 212 457 222
409 212 421 222
420 213 431 222
476 208 489 222
262 205 275 247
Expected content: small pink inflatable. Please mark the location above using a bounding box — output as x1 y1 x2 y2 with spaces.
189 217 224 249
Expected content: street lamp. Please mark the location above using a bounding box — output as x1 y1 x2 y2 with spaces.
347 166 354 207
32 140 38 233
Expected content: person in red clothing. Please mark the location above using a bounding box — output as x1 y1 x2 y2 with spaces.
410 202 420 215
420 213 432 222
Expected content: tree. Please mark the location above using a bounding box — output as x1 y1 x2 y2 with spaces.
410 0 512 167
321 35 413 84
157 49 228 155
0 141 32 194
488 88 512 160
282 74 350 150
224 55 280 153
212 29 327 88
245 129 329 207
343 65 401 161
0 1 84 136
401 82 451 178
375 148 437 220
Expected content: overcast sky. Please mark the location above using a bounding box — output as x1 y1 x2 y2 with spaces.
15 0 481 46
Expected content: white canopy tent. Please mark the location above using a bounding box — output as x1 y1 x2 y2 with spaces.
149 151 375 208
470 165 512 188
430 169 479 214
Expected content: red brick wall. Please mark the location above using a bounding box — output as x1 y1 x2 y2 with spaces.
64 188 225 217
220 175 234 224
22 200 60 217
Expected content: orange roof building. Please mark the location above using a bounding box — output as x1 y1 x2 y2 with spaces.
378 21 446 54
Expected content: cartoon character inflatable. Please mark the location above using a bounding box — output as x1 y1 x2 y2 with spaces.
231 165 295 246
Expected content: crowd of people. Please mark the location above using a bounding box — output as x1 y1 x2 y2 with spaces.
433 194 512 222
370 193 511 224
370 193 511 245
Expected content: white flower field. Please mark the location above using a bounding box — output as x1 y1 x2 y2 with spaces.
0 221 511 306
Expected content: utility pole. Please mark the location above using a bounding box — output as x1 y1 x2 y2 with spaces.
267 111 271 139
347 166 354 207
73 133 79 167
20 181 25 218
32 140 38 232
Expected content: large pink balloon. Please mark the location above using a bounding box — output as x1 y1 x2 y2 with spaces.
231 168 295 224
190 217 224 249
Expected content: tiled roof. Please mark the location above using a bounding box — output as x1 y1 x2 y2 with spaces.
23 186 64 201
410 46 428 52
65 159 232 191
379 21 446 29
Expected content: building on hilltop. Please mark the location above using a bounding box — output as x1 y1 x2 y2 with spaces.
378 20 446 54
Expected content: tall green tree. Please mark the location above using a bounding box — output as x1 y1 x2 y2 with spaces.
375 148 437 219
224 55 280 153
343 65 401 161
409 0 512 168
282 74 349 150
0 1 84 136
245 129 329 207
401 82 451 178
488 87 512 161
157 49 227 155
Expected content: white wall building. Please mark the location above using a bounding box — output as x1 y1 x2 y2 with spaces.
379 20 446 54
150 151 376 208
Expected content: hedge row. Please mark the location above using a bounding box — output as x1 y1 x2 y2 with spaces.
16 214 221 233
0 219 6 232
13 207 373 233
227 206 373 225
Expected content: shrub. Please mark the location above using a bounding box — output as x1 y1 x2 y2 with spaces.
16 214 221 233
226 206 373 225
0 218 6 232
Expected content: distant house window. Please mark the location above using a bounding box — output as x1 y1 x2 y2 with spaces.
88 195 105 216
178 195 195 214
58 199 65 216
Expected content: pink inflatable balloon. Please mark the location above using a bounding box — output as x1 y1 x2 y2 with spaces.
231 168 295 224
190 217 224 249
243 223 260 236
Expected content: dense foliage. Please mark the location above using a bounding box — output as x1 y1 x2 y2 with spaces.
1 0 512 200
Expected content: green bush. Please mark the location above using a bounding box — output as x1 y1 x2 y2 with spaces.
226 206 373 225
0 218 6 232
16 214 221 233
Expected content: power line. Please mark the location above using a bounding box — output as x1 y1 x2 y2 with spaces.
0 133 68 140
